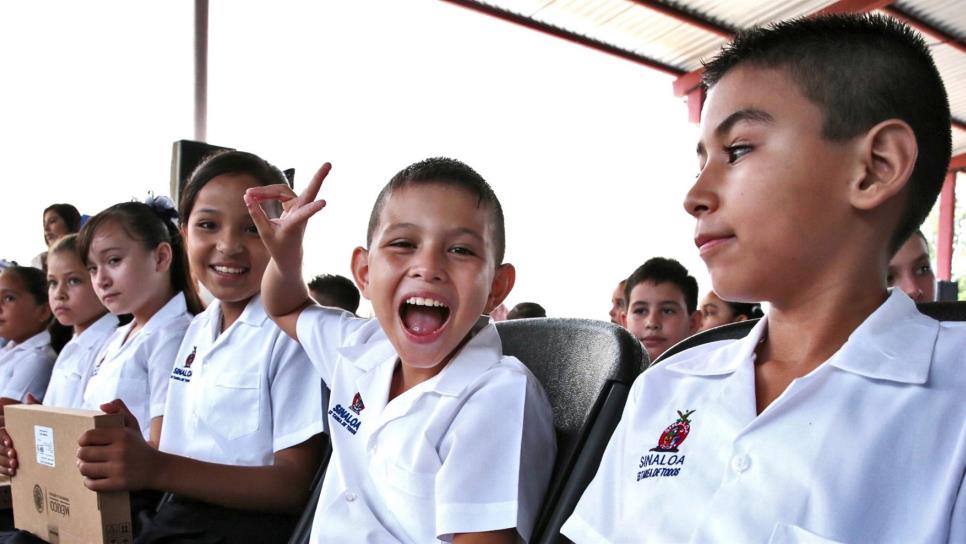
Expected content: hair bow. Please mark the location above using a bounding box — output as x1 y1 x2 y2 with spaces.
142 193 179 228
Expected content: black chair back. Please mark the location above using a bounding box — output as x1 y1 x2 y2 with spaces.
496 318 646 543
917 301 966 321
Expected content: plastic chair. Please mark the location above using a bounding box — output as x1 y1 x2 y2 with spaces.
654 319 759 366
495 318 646 544
917 301 966 321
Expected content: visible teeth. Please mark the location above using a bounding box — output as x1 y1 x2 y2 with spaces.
406 297 447 308
213 265 245 275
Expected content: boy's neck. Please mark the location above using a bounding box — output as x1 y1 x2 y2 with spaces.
388 321 484 401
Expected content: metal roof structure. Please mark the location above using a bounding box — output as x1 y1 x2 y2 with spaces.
442 0 966 293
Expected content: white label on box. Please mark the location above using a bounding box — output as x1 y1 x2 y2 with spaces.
34 425 55 467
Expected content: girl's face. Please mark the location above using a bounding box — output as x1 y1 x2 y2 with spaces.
183 174 269 310
0 273 50 343
43 210 70 247
47 251 107 332
87 221 171 317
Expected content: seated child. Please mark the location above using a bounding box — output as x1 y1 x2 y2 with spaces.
0 266 63 407
697 290 761 331
246 157 556 543
609 279 626 324
73 150 325 543
620 257 701 362
44 234 118 408
563 14 963 543
887 229 936 302
507 302 546 319
78 199 203 444
307 273 361 315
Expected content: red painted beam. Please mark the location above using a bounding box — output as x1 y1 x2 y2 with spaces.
439 0 685 77
936 171 956 281
950 153 966 172
630 1 735 39
816 0 893 16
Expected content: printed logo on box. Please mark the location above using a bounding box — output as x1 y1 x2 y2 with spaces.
32 485 44 513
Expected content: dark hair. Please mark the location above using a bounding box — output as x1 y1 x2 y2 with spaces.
307 274 361 314
624 257 699 314
2 266 71 353
507 302 546 320
43 204 82 233
702 14 951 252
77 201 203 315
366 157 507 264
725 301 763 320
178 150 288 222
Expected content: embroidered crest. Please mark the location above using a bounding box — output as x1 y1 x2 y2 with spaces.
650 410 695 453
184 346 197 369
350 392 365 414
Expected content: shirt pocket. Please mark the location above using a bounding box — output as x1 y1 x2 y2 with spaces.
202 372 261 440
384 462 436 499
380 462 437 542
768 524 846 544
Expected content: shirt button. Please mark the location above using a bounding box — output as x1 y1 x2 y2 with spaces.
344 492 357 502
731 454 751 473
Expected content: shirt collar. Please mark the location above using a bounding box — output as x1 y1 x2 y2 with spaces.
201 295 269 332
666 290 937 385
140 292 188 335
337 317 503 398
73 313 119 349
11 329 52 352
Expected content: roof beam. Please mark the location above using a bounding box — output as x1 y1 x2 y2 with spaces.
629 1 736 39
439 0 685 77
815 0 893 16
951 152 966 172
883 5 966 55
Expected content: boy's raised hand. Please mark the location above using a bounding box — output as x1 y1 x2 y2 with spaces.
76 399 157 492
245 163 331 268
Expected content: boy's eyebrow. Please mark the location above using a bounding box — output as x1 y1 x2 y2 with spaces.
382 223 486 242
697 107 775 156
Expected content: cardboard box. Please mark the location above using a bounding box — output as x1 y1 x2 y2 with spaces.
6 405 132 544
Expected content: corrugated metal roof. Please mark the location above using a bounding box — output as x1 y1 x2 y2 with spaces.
464 0 966 155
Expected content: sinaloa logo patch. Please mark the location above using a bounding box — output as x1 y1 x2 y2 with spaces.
637 409 694 482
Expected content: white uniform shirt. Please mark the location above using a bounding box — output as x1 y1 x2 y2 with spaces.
563 290 966 544
82 293 191 439
158 295 325 465
43 313 118 408
0 330 56 402
297 307 556 543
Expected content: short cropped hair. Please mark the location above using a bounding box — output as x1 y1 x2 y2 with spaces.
624 258 699 314
308 274 361 314
366 157 506 264
726 301 763 320
702 14 951 252
507 302 546 320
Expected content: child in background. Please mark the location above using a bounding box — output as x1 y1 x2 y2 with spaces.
43 234 118 408
887 229 936 302
66 151 325 543
77 199 203 444
621 257 701 362
247 157 555 543
696 290 760 331
308 273 361 315
0 266 64 407
608 279 626 324
32 203 82 271
564 15 963 542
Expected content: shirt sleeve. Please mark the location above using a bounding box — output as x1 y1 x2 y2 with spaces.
0 350 55 402
296 306 365 385
560 371 641 544
268 331 327 451
435 364 556 542
146 320 189 419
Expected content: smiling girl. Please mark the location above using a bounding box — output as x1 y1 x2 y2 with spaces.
73 151 324 543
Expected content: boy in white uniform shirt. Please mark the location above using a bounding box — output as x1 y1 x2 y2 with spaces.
246 157 556 543
563 14 966 544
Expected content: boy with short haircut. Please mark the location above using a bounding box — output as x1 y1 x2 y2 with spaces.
247 157 555 543
563 14 964 543
621 257 702 362
887 229 936 302
307 273 361 314
608 279 626 324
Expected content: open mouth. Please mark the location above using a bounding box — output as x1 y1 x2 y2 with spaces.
211 264 248 276
399 296 451 337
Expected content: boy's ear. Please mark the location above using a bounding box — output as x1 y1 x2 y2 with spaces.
688 310 703 334
850 119 918 211
350 247 372 300
155 242 173 272
484 263 516 313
